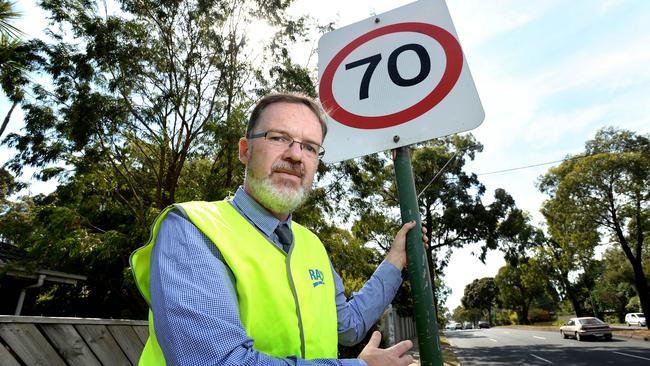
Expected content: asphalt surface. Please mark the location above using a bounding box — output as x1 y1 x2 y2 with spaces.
445 327 650 365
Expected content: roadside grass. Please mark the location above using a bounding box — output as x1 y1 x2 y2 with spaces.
440 335 460 366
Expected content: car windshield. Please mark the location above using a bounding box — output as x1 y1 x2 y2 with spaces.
633 313 645 317
579 318 605 325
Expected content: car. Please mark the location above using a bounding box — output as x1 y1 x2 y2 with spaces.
462 321 473 330
446 322 460 331
478 320 490 329
560 317 612 341
625 313 646 327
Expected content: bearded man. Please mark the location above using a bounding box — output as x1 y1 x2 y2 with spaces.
132 93 421 366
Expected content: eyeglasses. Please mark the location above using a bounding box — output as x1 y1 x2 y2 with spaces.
248 130 325 159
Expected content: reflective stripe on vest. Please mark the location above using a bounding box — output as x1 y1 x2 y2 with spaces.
130 201 338 364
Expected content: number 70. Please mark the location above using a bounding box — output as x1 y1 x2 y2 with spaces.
345 43 431 100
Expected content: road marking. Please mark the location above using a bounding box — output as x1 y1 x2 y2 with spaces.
533 336 546 340
530 354 553 364
489 338 498 342
613 352 650 361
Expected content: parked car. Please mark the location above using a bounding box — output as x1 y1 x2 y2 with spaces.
462 321 473 329
478 320 490 329
560 317 612 341
625 313 646 327
446 322 460 331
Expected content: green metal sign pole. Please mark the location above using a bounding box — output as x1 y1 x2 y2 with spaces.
393 145 442 366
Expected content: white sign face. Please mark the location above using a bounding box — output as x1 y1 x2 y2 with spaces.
318 0 484 163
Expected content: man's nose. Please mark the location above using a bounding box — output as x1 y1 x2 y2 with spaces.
284 141 303 161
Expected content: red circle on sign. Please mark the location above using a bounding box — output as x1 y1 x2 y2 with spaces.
319 22 463 129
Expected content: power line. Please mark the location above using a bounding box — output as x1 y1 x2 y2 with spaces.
476 142 649 176
477 158 567 176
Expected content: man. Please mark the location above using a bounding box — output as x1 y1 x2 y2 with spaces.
131 93 423 365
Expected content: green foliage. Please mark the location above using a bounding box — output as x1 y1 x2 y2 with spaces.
0 0 343 318
0 0 22 40
461 277 498 322
527 308 554 323
494 260 555 325
538 127 650 328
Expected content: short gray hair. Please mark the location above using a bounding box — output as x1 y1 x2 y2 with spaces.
246 93 328 139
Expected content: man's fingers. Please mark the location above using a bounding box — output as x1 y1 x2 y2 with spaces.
388 339 413 355
367 331 382 348
400 220 416 233
399 355 415 366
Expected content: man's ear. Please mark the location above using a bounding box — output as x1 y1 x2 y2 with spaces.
239 137 249 165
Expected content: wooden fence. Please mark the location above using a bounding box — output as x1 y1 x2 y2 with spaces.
0 316 147 366
382 305 417 345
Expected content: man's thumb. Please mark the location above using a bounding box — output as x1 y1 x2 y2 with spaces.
367 331 382 348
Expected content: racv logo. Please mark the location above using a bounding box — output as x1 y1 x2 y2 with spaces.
309 269 325 287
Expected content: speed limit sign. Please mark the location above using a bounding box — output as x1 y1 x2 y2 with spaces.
318 0 484 163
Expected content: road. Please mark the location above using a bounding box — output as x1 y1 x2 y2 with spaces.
445 327 650 365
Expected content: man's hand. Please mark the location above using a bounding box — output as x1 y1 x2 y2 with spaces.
358 331 414 366
385 221 429 271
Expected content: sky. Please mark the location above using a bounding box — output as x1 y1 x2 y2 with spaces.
4 0 650 312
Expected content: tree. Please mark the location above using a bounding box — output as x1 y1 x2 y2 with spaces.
592 247 645 322
0 0 38 139
0 0 335 318
494 259 552 324
336 135 521 316
5 0 310 223
461 277 499 323
0 0 21 39
538 127 650 328
533 232 597 317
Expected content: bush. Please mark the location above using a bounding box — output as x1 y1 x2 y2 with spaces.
528 308 553 323
603 314 619 324
509 312 519 325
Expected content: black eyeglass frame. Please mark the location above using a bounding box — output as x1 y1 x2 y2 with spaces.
247 130 326 158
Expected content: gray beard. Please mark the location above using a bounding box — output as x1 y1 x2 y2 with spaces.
246 171 310 215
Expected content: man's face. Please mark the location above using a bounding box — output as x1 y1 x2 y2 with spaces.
239 102 323 217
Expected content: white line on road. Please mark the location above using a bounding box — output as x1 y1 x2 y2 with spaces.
533 336 546 340
613 352 650 361
530 354 553 364
489 338 498 342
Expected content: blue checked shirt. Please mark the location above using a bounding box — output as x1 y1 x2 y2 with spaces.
150 187 403 365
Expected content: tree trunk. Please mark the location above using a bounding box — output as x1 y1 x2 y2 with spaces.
630 261 650 330
567 288 586 317
0 100 18 139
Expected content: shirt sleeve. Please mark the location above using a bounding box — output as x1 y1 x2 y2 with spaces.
333 260 403 346
149 211 366 366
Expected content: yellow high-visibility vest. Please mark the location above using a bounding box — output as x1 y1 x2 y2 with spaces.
131 201 338 365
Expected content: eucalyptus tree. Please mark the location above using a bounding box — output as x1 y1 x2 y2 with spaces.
539 127 650 328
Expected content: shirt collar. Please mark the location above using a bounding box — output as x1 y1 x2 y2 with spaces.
230 186 292 237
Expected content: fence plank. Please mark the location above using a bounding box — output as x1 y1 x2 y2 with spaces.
132 325 149 344
108 325 144 364
0 323 66 366
41 324 102 366
75 324 131 365
0 341 21 366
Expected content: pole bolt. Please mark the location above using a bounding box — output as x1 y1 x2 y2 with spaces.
375 17 380 24
393 135 400 143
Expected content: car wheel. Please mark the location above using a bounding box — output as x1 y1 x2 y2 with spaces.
627 322 631 326
605 334 612 341
576 332 582 341
562 331 567 339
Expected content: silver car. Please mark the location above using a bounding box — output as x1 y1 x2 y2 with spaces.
560 317 612 341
